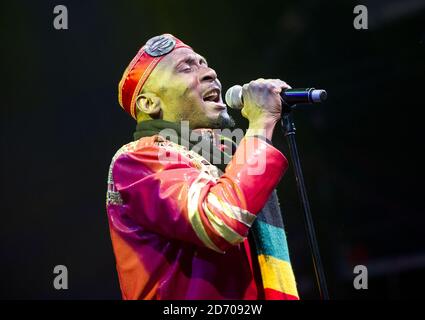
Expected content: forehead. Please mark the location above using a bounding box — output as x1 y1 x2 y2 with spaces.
158 47 206 68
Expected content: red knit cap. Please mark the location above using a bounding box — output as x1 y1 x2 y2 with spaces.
118 34 192 119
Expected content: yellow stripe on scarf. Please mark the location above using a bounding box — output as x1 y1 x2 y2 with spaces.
258 254 299 298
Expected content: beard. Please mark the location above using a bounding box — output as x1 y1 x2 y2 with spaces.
211 111 235 129
182 107 235 130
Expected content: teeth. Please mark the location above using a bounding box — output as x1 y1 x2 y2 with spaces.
205 91 218 100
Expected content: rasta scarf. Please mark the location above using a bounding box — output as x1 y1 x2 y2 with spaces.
134 119 299 300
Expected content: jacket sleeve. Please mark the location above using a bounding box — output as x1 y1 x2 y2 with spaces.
111 136 288 253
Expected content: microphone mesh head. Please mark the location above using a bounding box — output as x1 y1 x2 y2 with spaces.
225 85 243 109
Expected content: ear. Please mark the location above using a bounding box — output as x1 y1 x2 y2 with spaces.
135 92 162 118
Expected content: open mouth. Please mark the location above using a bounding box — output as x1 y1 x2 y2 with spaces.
203 88 221 103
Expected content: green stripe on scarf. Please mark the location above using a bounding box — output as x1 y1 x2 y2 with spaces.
252 215 291 263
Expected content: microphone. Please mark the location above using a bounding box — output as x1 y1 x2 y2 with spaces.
225 85 327 110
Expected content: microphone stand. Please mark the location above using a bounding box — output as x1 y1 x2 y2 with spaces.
281 102 330 300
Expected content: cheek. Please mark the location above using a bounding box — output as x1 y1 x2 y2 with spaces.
185 79 202 102
171 77 200 101
183 87 205 113
164 75 205 118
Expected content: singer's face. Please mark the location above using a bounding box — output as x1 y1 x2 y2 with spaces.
144 48 233 129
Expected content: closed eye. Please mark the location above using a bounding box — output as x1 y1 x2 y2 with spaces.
176 56 208 72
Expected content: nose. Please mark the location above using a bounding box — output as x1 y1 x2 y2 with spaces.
200 67 217 83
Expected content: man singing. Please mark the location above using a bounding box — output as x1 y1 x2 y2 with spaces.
106 34 299 300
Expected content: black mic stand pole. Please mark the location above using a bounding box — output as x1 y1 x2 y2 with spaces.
281 102 330 300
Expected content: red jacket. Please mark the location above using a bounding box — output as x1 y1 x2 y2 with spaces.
106 134 288 299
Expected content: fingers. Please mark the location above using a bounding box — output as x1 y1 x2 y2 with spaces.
270 79 291 93
243 78 291 94
240 78 289 121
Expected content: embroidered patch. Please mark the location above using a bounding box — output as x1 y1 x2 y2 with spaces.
145 35 176 57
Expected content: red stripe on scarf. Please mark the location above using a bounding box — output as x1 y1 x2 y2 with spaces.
264 288 299 300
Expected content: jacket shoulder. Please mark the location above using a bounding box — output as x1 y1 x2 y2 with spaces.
108 134 220 184
113 135 165 158
106 135 165 202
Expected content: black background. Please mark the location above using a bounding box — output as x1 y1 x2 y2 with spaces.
1 0 424 299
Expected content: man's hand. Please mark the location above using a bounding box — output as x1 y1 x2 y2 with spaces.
242 78 291 141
